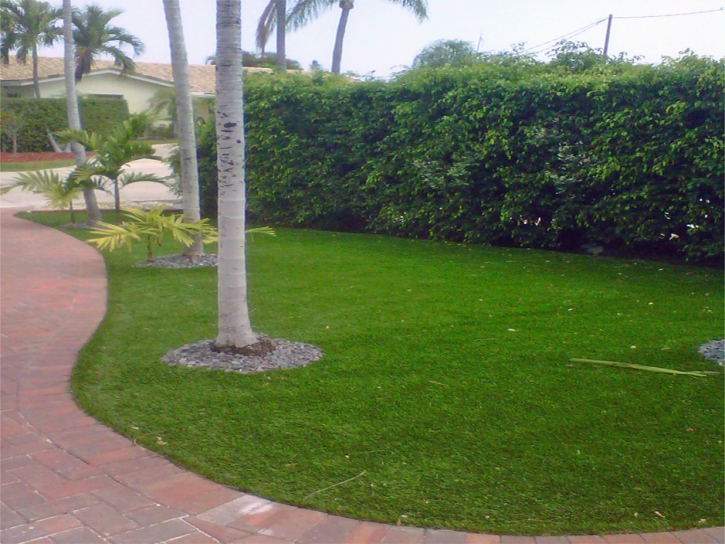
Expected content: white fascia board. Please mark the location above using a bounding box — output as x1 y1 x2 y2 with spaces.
2 70 175 89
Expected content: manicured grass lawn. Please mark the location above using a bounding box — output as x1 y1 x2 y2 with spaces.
23 211 724 536
132 138 179 146
0 159 77 172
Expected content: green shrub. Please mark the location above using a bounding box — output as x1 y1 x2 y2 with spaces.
196 56 724 262
0 97 129 152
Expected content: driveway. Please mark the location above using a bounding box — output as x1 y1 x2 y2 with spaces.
0 145 181 210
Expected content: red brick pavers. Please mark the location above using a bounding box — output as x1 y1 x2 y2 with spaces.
1 209 723 544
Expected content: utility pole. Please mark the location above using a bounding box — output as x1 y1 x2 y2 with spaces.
603 14 613 56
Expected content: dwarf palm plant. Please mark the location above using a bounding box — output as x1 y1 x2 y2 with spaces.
58 119 169 219
88 207 217 261
88 207 275 262
0 169 103 223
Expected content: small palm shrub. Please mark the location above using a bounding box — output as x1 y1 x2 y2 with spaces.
88 207 276 261
88 207 218 261
0 169 103 224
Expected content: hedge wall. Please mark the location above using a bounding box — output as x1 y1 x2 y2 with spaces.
197 55 724 262
1 97 129 152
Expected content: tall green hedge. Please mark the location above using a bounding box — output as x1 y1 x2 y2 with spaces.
197 55 724 262
1 97 129 152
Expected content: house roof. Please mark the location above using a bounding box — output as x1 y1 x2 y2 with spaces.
0 57 273 94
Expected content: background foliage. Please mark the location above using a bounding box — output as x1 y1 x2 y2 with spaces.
196 53 723 262
0 96 129 152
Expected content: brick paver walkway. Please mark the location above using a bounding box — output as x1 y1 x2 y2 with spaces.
1 209 723 544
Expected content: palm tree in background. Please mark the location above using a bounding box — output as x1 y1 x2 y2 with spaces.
162 0 203 256
288 0 428 74
72 3 143 81
62 0 101 225
0 0 61 97
256 0 287 72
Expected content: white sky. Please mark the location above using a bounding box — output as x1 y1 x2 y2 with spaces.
44 0 725 77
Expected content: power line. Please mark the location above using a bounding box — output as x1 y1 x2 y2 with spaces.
520 18 607 55
526 24 607 56
614 7 724 19
514 7 724 59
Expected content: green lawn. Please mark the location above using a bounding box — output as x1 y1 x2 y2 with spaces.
0 159 77 172
132 138 179 146
23 211 724 536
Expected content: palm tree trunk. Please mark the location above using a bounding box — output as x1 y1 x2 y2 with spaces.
215 0 257 349
162 0 203 256
113 179 120 219
331 0 353 75
31 46 41 98
62 0 101 226
275 0 286 72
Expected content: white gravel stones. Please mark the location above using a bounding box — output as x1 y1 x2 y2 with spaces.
699 339 724 366
162 337 323 373
135 254 219 268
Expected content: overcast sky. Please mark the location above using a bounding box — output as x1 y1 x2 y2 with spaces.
44 0 725 77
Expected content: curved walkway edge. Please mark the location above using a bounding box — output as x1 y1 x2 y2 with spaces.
1 209 723 544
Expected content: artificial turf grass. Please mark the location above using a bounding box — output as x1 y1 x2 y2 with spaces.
22 211 724 535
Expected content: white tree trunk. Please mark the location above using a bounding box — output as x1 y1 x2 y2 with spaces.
162 0 202 256
62 0 101 226
215 0 256 348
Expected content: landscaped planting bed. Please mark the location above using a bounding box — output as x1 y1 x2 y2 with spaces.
25 211 724 536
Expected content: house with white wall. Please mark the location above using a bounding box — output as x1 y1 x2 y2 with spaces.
0 57 272 120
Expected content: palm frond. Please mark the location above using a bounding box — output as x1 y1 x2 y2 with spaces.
87 220 141 252
256 0 277 51
0 169 82 209
287 0 336 30
0 169 62 194
389 0 428 21
87 208 221 257
55 128 99 150
246 226 277 240
162 214 197 247
68 161 107 186
43 181 83 210
117 172 169 188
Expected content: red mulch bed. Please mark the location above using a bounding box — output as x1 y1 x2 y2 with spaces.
1 151 95 163
1 151 77 163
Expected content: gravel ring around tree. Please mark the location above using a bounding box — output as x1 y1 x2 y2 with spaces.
162 337 324 374
699 339 724 366
134 254 219 269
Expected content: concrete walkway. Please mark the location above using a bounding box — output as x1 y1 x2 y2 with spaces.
0 145 179 210
1 210 723 544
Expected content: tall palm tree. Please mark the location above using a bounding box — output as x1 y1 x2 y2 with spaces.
162 0 202 256
256 0 287 72
288 0 428 74
0 0 61 98
72 4 143 81
215 0 257 350
62 0 100 225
